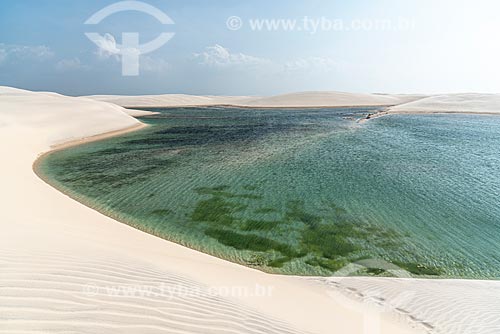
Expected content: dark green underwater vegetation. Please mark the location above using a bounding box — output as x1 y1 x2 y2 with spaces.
188 184 436 274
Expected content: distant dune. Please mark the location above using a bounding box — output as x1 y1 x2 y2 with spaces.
89 91 500 114
389 93 500 114
88 93 255 108
87 91 427 108
237 92 426 108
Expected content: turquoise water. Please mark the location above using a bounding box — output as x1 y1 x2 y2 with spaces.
38 107 500 278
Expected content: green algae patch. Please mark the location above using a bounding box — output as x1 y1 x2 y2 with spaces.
255 207 278 214
204 227 299 258
392 261 443 276
194 185 411 275
285 200 322 227
301 223 361 258
191 196 247 225
305 257 347 272
241 219 284 231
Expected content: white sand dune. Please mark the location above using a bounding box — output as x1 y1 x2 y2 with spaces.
88 94 255 108
0 87 142 147
236 92 425 108
0 86 421 334
389 93 500 114
87 91 426 108
313 277 500 334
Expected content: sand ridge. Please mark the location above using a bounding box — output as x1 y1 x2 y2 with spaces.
87 91 427 108
389 93 500 114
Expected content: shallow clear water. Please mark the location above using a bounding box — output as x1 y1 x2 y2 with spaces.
38 107 500 278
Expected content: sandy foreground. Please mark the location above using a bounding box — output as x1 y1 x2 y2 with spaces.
1 86 499 334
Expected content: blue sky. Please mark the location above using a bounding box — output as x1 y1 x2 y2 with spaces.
1 0 499 96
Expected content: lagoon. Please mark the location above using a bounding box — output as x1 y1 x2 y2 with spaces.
38 107 500 278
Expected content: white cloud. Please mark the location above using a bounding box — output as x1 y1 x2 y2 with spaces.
55 57 89 72
89 34 168 73
0 43 54 65
193 44 270 67
192 46 340 78
92 33 122 59
284 56 339 72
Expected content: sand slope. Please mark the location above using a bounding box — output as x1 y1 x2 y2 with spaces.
313 277 500 334
389 93 500 114
0 87 141 146
87 91 426 108
238 92 425 108
88 94 255 108
0 87 420 334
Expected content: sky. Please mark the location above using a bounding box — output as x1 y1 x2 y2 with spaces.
0 0 500 96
